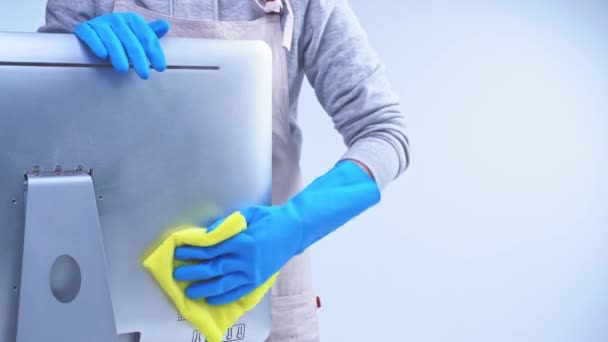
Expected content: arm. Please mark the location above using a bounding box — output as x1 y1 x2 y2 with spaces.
38 0 99 33
300 0 410 190
171 0 409 306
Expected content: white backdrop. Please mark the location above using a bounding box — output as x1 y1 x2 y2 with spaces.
2 1 607 341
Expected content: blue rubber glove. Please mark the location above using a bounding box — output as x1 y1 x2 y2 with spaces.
173 160 381 305
74 12 170 79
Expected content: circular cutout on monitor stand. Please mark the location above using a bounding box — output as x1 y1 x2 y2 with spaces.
50 254 82 304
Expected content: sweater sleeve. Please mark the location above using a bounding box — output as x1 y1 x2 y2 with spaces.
37 0 113 33
299 0 410 190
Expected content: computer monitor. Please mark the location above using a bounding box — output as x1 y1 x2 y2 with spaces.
0 31 273 342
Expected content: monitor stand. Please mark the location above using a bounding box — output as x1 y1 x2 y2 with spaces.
16 168 119 342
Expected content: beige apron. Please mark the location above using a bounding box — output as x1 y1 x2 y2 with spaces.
111 0 319 340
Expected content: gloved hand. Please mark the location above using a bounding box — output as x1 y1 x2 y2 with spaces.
173 159 381 305
74 12 170 79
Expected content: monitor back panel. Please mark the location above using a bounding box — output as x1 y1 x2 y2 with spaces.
0 32 273 341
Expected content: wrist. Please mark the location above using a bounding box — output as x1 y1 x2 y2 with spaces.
344 158 375 181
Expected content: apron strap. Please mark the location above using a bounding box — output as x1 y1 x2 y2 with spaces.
254 0 295 51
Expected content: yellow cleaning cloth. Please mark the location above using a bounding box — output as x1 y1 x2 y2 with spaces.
142 212 278 342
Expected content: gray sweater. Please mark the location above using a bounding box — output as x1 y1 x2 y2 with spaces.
39 0 409 190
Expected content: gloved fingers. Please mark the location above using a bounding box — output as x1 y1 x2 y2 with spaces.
148 19 171 38
185 272 250 299
174 257 244 281
111 20 151 79
129 15 167 72
206 284 256 306
73 23 109 60
175 237 239 261
94 25 130 73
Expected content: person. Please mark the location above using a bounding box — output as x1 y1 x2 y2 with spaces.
39 0 409 340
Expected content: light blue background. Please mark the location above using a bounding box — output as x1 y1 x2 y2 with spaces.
2 1 607 341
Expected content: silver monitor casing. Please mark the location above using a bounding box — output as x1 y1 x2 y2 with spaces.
0 32 273 342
